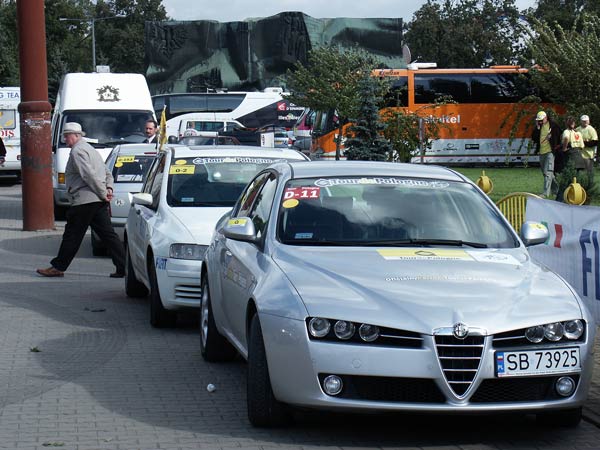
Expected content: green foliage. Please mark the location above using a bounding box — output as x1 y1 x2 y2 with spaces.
0 1 18 86
555 159 598 204
404 0 523 67
344 76 393 161
286 45 380 159
524 0 600 31
523 14 600 123
381 96 455 163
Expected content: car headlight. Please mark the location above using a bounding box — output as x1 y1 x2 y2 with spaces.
524 320 584 343
308 317 330 338
333 320 355 340
169 244 208 260
564 319 584 339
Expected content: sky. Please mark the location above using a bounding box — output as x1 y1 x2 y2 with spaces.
162 0 535 22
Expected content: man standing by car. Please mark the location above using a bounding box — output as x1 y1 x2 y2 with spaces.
144 119 158 143
532 111 562 198
36 122 125 278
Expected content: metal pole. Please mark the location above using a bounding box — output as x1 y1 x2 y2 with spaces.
91 19 96 71
16 0 54 230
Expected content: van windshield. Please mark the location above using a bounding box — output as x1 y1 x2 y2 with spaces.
62 110 154 146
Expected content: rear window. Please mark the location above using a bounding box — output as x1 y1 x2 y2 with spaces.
112 155 155 183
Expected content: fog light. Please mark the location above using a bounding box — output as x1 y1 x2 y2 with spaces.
555 376 576 397
564 320 584 340
545 322 564 341
334 320 355 340
308 318 330 338
525 325 544 343
359 323 380 342
322 375 343 396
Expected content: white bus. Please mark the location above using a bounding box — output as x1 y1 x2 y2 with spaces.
0 87 21 179
152 88 305 138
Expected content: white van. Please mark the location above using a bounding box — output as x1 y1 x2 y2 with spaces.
0 87 21 179
51 73 154 214
172 113 243 141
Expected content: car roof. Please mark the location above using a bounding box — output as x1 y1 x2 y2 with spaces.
169 145 308 160
112 143 162 156
285 161 466 182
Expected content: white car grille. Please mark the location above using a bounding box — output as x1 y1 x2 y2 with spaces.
174 284 202 300
435 335 485 397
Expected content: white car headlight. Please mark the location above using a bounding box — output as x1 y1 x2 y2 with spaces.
169 244 208 260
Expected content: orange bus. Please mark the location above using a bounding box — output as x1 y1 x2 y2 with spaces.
310 64 552 164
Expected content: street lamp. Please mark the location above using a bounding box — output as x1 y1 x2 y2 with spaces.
59 14 126 71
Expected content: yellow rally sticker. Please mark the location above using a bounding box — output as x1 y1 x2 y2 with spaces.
117 155 135 163
175 159 188 165
377 249 473 261
228 218 248 227
282 199 299 209
114 162 123 168
169 165 195 175
530 223 547 231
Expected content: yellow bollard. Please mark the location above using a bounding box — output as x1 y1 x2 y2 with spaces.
564 177 586 205
477 170 493 194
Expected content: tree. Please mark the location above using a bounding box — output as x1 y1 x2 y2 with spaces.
404 0 522 68
344 76 393 161
286 45 379 160
0 0 18 86
524 14 600 122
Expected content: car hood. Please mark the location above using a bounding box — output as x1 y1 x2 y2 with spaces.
272 246 583 335
170 207 231 245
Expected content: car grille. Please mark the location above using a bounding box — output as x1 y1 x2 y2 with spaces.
320 375 445 403
471 375 579 403
174 284 202 300
435 335 484 397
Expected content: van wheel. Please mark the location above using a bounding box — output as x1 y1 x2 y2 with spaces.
149 260 176 328
200 272 236 362
91 231 108 257
247 314 291 427
125 242 148 298
536 407 582 427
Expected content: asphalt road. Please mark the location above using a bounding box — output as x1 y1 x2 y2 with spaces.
1 180 600 450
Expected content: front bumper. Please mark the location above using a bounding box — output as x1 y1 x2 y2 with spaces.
259 314 595 413
155 257 203 309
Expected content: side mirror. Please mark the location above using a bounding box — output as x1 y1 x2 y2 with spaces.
222 217 257 243
521 221 548 247
168 135 177 144
131 192 153 207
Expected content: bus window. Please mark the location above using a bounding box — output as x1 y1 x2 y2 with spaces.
415 74 470 104
384 77 408 107
205 94 245 112
471 74 525 103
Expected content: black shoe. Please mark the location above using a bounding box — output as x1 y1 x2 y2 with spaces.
110 272 125 278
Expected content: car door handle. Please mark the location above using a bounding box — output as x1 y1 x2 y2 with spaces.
136 209 141 215
225 250 232 257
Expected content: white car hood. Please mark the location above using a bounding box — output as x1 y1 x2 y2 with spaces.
170 207 231 245
272 246 582 335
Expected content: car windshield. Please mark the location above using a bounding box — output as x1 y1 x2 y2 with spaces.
62 110 153 145
167 156 288 207
278 176 518 248
112 154 156 183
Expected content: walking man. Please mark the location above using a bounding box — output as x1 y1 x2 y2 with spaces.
37 122 125 278
576 114 598 179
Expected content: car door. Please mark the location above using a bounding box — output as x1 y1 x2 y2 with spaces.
130 153 165 281
218 171 278 346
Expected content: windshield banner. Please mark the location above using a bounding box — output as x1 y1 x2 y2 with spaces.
527 198 600 324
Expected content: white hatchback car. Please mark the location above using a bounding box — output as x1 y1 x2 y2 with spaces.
124 145 308 327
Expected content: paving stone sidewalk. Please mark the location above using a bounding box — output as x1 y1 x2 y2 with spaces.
1 181 600 450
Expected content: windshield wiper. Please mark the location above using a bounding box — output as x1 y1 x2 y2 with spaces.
281 239 359 246
362 239 488 248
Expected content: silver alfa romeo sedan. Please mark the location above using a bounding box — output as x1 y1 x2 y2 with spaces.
200 161 595 427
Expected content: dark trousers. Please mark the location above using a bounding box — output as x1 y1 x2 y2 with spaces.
51 202 125 273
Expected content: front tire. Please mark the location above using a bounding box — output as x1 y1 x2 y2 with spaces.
200 273 236 362
125 242 148 298
536 407 582 427
247 314 291 427
149 259 176 328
